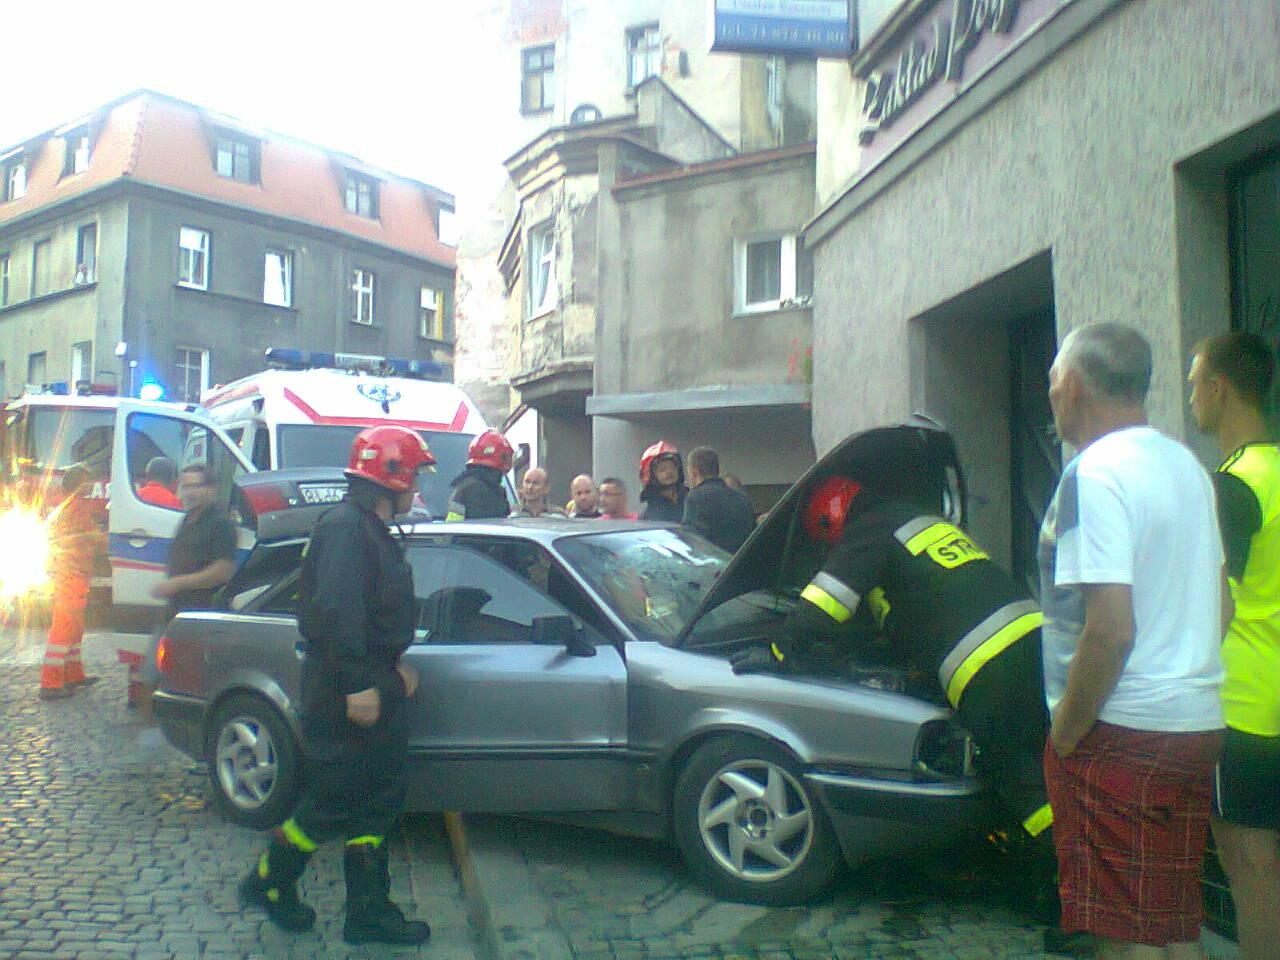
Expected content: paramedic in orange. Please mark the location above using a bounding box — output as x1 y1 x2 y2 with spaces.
39 466 106 701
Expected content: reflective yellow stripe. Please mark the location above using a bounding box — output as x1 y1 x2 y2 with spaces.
769 642 786 662
445 512 465 522
800 583 853 623
258 852 270 879
903 522 953 554
943 610 1043 707
345 835 384 848
280 818 319 853
1022 803 1054 837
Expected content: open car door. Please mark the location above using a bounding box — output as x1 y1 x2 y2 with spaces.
676 416 966 654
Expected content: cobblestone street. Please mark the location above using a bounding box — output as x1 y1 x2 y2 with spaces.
0 628 1238 960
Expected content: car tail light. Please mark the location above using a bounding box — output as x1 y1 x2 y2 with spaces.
241 484 290 517
913 719 976 779
156 636 173 674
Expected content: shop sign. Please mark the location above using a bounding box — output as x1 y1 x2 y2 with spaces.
859 0 1065 148
711 0 854 57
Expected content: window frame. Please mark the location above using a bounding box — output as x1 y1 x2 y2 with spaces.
0 253 9 306
5 162 27 202
527 221 557 319
70 341 92 386
343 171 380 219
351 268 376 325
625 23 662 88
173 346 210 403
521 44 556 115
214 134 259 184
733 233 814 315
63 126 91 177
263 249 293 307
27 351 47 388
75 223 98 284
30 238 51 298
419 284 445 341
178 227 211 291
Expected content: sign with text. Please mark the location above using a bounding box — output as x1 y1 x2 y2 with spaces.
711 0 854 57
857 0 1071 163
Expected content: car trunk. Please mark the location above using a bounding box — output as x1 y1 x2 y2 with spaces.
676 418 966 688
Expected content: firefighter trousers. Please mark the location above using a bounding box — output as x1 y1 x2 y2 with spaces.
41 576 89 690
954 630 1052 837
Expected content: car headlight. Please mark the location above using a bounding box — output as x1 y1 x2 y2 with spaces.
913 719 976 779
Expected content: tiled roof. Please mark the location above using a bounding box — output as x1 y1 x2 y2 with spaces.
0 91 454 267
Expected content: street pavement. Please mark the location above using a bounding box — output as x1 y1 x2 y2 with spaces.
0 627 1241 960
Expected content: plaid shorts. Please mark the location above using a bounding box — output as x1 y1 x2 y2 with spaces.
1044 722 1224 945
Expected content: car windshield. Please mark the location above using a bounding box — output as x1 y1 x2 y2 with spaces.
26 408 115 473
276 424 473 518
556 528 728 644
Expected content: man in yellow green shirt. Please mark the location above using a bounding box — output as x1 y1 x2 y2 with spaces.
1189 332 1280 960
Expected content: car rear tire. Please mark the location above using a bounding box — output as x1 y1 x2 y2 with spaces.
206 693 300 830
672 735 842 905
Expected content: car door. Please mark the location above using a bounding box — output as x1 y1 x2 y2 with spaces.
399 541 629 813
108 405 253 607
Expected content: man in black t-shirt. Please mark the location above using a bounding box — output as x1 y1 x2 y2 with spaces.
152 464 238 613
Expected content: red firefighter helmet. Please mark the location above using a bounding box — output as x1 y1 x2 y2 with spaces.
467 430 514 471
639 440 681 485
345 425 437 493
803 476 863 544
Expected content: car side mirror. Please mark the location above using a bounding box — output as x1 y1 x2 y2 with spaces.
533 615 595 657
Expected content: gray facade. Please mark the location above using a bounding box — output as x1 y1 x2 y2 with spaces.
807 0 1280 574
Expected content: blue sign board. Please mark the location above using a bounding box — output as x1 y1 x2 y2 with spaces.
711 0 853 57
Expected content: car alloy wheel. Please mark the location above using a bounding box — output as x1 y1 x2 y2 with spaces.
215 714 278 811
696 758 815 883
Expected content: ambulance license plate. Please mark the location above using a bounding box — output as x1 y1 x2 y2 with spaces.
300 484 346 505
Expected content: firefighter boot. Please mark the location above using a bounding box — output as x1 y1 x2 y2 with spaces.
238 833 316 933
342 842 430 945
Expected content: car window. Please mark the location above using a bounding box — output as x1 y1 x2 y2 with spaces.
451 536 617 638
407 544 584 645
219 540 305 612
126 413 246 508
250 427 271 470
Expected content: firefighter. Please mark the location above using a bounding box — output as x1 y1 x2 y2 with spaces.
445 430 512 520
239 425 435 945
638 440 688 522
733 478 1055 883
39 465 105 701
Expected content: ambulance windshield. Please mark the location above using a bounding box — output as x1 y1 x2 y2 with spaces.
277 425 474 517
26 408 115 475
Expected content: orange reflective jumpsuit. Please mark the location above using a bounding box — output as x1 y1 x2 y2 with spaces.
40 494 101 691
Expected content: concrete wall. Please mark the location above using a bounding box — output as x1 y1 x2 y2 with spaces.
809 0 1280 504
601 152 816 397
124 190 454 394
0 194 128 397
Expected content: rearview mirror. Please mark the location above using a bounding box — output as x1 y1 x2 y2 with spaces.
533 615 595 657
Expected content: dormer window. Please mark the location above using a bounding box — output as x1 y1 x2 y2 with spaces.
64 125 91 176
344 171 379 219
214 134 259 183
4 162 26 201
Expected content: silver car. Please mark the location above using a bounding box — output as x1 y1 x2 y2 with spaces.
153 422 993 905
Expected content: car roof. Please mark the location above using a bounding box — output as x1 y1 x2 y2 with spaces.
404 517 675 547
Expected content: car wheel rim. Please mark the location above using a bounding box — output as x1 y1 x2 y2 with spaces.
214 715 278 811
696 758 814 883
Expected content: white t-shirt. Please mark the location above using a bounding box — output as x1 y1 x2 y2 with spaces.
1039 426 1225 732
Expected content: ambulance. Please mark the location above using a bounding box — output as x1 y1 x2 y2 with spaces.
201 349 496 519
0 385 254 611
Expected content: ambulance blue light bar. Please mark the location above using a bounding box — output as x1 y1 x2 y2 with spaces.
264 348 444 381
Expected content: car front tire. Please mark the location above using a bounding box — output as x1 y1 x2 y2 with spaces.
206 693 300 829
672 735 842 905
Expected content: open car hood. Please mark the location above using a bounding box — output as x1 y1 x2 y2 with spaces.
675 416 966 648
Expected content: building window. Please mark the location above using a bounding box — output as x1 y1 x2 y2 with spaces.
31 239 51 298
344 171 379 219
27 352 47 388
528 222 557 318
178 227 210 290
5 162 26 201
437 205 458 247
75 224 97 285
734 234 814 314
263 250 293 307
0 254 8 306
351 269 375 325
64 125 91 176
174 347 210 403
71 341 92 386
214 135 258 183
626 24 661 87
521 45 556 115
420 285 445 340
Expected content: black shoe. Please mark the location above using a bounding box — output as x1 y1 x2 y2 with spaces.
68 676 100 688
1042 928 1097 957
239 837 316 933
342 844 431 945
38 687 74 701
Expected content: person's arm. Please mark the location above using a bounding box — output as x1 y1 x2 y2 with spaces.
153 559 236 597
1050 582 1135 755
